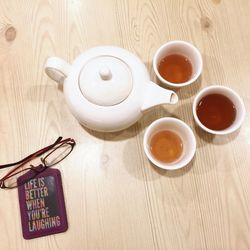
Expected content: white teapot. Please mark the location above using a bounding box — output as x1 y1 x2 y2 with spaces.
45 46 178 132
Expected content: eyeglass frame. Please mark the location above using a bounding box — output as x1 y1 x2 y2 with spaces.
0 137 76 189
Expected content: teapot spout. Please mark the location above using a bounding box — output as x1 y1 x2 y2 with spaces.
141 81 178 112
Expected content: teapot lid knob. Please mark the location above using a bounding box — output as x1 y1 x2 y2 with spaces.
99 67 112 80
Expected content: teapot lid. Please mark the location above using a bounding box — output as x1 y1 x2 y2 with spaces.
79 55 133 106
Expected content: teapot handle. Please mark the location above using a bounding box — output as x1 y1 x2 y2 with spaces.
45 57 71 85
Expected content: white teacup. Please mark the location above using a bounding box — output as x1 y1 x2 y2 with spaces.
193 85 246 135
143 118 196 170
153 40 203 88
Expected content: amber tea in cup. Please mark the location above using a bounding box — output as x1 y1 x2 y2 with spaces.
143 118 196 170
196 93 236 130
158 54 192 84
193 85 246 135
153 40 203 88
150 130 183 163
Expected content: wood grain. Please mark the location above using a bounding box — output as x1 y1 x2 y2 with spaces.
1 0 250 249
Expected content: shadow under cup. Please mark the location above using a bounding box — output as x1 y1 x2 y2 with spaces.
143 118 196 170
153 40 203 88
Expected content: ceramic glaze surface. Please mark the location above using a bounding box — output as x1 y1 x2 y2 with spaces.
45 46 178 132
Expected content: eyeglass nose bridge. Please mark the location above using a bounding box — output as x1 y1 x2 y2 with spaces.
30 164 47 173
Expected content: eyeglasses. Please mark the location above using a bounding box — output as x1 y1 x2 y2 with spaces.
0 137 76 189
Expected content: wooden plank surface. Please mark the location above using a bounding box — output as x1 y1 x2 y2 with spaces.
1 0 250 249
